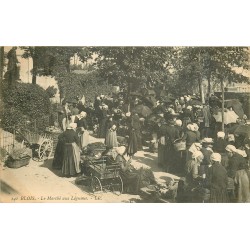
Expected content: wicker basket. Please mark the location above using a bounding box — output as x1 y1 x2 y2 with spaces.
173 140 186 151
6 156 31 168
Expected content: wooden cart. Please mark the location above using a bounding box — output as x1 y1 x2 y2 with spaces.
86 156 123 194
16 129 53 161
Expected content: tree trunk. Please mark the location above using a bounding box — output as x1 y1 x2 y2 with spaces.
66 58 71 73
198 76 205 104
198 50 205 103
207 73 211 96
32 52 37 84
221 79 225 132
0 46 4 87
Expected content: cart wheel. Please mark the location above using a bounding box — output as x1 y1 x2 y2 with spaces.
110 176 123 195
38 139 53 161
91 176 102 193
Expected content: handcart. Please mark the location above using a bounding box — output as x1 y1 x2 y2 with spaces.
15 129 53 161
86 156 123 194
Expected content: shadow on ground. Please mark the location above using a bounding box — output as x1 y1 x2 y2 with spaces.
0 180 19 195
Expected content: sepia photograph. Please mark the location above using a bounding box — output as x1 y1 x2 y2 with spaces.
2 1 250 250
1 46 250 203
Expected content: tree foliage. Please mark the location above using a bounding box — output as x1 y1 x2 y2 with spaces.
89 46 178 91
56 71 112 103
171 47 250 97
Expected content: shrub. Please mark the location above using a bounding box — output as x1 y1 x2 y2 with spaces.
2 82 51 119
0 106 28 131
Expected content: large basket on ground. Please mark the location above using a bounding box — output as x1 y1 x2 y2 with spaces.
173 139 186 151
6 156 31 168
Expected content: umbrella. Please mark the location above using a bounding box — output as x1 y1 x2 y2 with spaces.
133 104 152 117
233 125 250 137
224 99 244 118
213 110 239 125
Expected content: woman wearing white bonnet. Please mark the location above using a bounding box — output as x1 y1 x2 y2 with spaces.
213 131 228 171
225 143 250 202
217 131 225 139
183 123 201 162
208 153 229 203
61 122 81 177
210 152 221 163
185 150 204 198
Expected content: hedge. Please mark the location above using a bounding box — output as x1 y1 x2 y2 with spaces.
1 82 51 131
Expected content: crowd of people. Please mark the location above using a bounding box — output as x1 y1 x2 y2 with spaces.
51 90 250 202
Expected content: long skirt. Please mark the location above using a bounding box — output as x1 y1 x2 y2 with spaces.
105 130 118 148
135 130 142 150
80 131 90 149
210 188 229 203
127 130 138 156
52 137 64 169
62 143 81 176
235 169 250 203
98 119 108 138
120 170 140 194
158 144 167 168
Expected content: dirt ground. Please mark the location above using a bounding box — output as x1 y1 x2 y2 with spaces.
0 138 180 203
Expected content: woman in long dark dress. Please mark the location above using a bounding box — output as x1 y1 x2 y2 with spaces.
52 133 65 169
127 112 141 157
105 117 118 148
61 123 81 177
207 153 229 203
98 104 109 138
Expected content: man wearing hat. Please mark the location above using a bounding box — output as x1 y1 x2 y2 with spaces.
207 153 229 203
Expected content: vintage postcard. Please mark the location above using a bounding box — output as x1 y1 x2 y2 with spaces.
0 46 250 203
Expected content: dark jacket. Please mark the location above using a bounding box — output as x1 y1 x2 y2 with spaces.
201 147 213 165
182 130 199 147
213 138 228 153
228 153 248 178
62 129 80 146
207 162 228 190
75 117 88 130
165 125 179 144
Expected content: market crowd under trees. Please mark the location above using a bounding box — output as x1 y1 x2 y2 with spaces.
0 46 249 130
